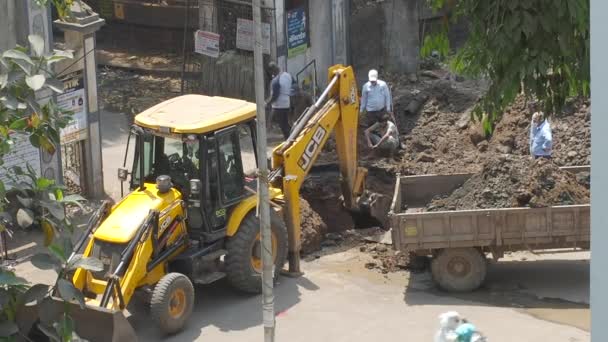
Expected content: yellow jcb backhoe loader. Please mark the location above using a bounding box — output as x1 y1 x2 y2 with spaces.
17 64 367 341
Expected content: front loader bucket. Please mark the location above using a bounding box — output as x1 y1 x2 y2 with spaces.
16 297 137 342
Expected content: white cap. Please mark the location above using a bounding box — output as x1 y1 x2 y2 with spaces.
368 69 378 82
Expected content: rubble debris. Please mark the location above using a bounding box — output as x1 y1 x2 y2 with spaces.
362 229 392 244
99 67 181 121
490 97 591 166
416 152 436 163
300 198 328 254
428 155 590 211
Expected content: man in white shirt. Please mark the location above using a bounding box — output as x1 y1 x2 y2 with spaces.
265 62 293 139
365 114 399 156
360 69 396 127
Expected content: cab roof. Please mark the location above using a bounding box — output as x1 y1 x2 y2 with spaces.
134 94 257 134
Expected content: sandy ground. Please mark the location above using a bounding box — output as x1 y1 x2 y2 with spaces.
9 235 589 341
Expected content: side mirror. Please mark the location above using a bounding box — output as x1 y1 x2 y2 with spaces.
118 167 128 182
190 179 201 196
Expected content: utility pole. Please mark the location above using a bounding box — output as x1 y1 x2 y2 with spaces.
252 0 275 341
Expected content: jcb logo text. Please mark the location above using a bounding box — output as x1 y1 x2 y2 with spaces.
298 126 327 171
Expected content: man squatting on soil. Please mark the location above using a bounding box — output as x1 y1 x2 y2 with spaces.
365 114 400 156
529 111 553 159
266 62 293 139
360 69 397 126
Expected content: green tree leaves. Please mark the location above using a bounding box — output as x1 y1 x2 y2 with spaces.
423 0 590 130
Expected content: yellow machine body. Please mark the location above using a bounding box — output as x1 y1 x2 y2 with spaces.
17 65 367 342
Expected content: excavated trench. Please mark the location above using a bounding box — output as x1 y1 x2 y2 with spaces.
299 164 396 254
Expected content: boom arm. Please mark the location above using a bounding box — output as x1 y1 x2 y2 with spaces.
270 65 367 273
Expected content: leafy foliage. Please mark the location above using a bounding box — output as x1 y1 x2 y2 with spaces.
421 0 590 129
0 1 101 341
2 164 86 245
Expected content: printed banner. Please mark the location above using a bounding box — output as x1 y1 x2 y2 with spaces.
287 6 308 58
57 70 88 144
236 18 271 55
195 30 220 58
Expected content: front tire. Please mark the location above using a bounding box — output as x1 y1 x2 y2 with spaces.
150 273 194 335
431 248 487 292
225 210 288 293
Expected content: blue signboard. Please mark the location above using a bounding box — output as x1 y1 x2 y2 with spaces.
287 6 308 57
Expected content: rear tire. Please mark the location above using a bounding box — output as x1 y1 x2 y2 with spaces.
225 210 288 294
431 248 487 292
150 273 194 335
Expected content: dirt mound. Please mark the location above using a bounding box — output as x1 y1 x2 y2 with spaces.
300 198 328 254
490 97 591 166
361 244 410 273
359 72 488 175
428 155 589 211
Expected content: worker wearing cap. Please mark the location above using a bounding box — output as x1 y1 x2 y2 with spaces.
360 69 396 127
529 111 553 159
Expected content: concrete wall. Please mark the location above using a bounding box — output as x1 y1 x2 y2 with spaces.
350 0 419 87
0 0 18 52
285 0 333 89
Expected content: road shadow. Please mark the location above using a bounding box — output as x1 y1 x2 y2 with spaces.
402 257 590 330
129 274 319 341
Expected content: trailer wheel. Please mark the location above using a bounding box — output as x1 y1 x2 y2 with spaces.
151 273 194 335
431 248 487 292
225 210 288 294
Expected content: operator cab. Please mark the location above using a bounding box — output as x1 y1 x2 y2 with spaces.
118 95 260 243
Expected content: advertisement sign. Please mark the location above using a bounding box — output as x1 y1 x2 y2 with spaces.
57 71 88 144
0 133 41 187
287 6 308 57
195 30 220 58
236 18 271 55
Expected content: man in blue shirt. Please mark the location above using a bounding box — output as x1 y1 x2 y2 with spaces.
529 111 553 159
360 69 396 127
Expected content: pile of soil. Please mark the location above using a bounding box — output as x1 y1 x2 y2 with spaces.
299 198 328 254
428 155 590 211
364 74 591 177
302 227 413 274
490 97 591 166
361 244 410 273
301 168 395 231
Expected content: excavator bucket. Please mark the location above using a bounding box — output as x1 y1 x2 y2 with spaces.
16 297 137 342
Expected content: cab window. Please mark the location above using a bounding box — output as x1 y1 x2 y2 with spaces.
217 129 245 204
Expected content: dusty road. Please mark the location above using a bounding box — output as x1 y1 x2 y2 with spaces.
6 84 588 341
9 231 589 341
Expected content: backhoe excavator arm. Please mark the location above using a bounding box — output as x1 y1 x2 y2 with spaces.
270 65 367 273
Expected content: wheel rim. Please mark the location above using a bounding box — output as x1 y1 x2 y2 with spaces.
250 232 278 273
169 288 186 318
447 256 471 278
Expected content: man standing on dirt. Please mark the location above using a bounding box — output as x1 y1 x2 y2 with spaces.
360 69 396 127
365 114 399 156
529 111 553 159
265 62 293 139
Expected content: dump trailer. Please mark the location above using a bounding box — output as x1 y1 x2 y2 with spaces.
16 64 368 341
388 166 590 293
